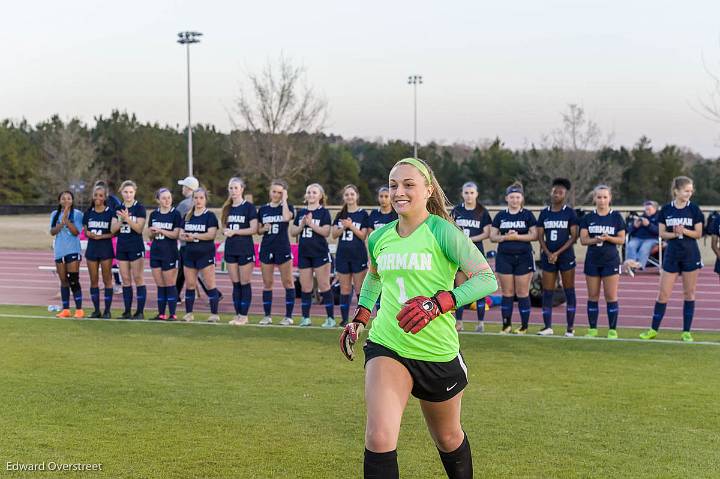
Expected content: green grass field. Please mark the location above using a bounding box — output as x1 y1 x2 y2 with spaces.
1 305 720 478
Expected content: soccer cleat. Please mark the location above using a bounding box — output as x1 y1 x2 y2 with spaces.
455 320 463 332
229 316 248 326
167 314 177 322
150 314 166 321
183 312 194 322
56 309 71 318
339 318 349 327
120 311 133 320
564 330 575 337
102 311 112 319
607 329 618 339
500 324 512 334
90 310 102 319
537 327 554 336
113 284 123 295
585 328 599 338
279 317 294 326
207 314 220 323
258 316 273 325
512 327 527 335
681 331 694 342
639 329 658 340
474 322 485 333
132 312 144 320
299 317 312 327
73 309 85 319
322 317 337 328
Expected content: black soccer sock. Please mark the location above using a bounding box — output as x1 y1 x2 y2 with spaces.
364 449 399 479
68 272 82 309
122 286 133 314
185 289 196 313
208 288 220 314
136 285 147 314
437 433 473 479
501 296 513 327
476 298 486 322
239 283 252 316
103 287 113 314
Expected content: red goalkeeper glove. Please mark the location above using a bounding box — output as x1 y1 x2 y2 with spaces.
339 306 371 361
396 291 455 334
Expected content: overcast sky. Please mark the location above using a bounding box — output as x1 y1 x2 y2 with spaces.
4 0 720 157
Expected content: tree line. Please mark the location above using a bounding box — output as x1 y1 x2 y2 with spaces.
1 109 719 209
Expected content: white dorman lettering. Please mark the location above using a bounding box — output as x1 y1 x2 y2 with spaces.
500 220 526 229
543 220 568 229
377 253 433 272
587 225 615 235
665 217 693 227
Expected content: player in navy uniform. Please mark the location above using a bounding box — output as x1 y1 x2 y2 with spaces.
331 185 370 327
50 191 84 319
289 183 334 328
536 178 579 337
257 180 296 326
490 182 538 334
579 185 626 339
640 176 705 342
94 180 123 294
713 210 720 287
180 188 222 323
148 188 183 321
83 184 118 318
367 186 398 233
221 177 258 326
111 180 147 320
452 181 492 332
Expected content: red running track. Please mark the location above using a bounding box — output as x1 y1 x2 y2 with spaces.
1 249 718 331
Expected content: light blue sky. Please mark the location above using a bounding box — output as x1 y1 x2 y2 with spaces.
4 0 720 156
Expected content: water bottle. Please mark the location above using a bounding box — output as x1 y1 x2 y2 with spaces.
48 305 60 312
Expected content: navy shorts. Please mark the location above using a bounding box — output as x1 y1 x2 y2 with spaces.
259 248 293 265
335 258 368 274
55 253 81 264
584 262 620 277
495 252 535 275
298 254 330 269
150 258 178 271
85 242 114 261
183 254 215 269
224 251 255 266
363 340 468 402
116 249 145 262
663 254 703 274
540 252 576 273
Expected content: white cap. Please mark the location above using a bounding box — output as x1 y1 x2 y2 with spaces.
177 176 199 190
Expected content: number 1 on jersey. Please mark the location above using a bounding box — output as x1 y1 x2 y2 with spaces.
396 277 408 304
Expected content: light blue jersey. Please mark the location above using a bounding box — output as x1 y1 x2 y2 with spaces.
50 209 84 259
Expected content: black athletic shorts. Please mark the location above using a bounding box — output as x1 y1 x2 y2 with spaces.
363 340 468 402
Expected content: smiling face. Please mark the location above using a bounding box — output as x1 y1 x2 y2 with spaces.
92 188 106 208
462 185 478 206
193 191 207 209
673 183 694 203
121 186 136 203
228 180 244 201
505 192 523 210
593 188 611 209
343 187 358 207
305 185 323 206
388 163 431 218
157 190 172 209
550 185 567 206
59 192 73 209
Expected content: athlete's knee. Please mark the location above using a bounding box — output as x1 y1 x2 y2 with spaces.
433 427 465 453
67 272 81 292
365 426 398 453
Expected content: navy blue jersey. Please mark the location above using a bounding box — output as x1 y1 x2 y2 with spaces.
149 207 183 260
224 201 257 256
258 203 295 253
579 210 625 266
452 204 492 250
368 209 398 230
537 205 578 255
84 206 114 237
294 206 331 258
492 209 537 255
183 209 219 257
658 201 705 256
115 201 146 252
335 209 370 261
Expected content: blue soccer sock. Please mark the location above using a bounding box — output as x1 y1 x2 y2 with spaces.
541 290 554 329
587 300 599 329
321 290 334 319
651 302 667 331
166 286 178 316
518 296 531 329
683 300 695 332
455 305 464 321
239 284 252 316
185 289 196 313
136 285 147 314
261 289 272 316
90 287 100 313
60 286 70 310
340 294 351 322
607 301 619 330
157 286 167 316
301 291 312 318
564 288 576 331
208 288 220 314
285 288 295 318
103 287 114 314
476 298 486 322
122 286 133 313
501 296 513 327
233 282 243 315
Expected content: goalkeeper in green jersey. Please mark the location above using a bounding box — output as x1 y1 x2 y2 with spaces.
340 158 498 479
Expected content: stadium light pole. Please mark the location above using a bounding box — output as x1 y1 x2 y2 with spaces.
407 74 423 158
177 31 203 177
